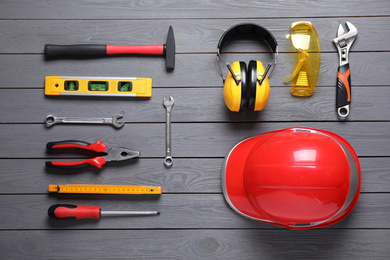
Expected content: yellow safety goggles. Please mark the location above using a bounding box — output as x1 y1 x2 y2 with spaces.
284 21 320 97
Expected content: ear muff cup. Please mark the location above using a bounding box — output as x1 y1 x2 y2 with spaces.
247 60 258 111
247 60 270 111
223 61 247 112
238 61 248 111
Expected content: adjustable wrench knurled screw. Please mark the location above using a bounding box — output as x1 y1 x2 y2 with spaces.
163 96 174 167
45 114 124 128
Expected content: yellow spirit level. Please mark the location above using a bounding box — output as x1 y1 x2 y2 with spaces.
48 184 162 195
45 76 152 97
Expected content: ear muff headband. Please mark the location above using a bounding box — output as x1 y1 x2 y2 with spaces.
217 23 279 83
217 23 278 53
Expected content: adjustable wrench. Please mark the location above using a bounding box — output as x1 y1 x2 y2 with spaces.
45 114 124 128
332 21 357 117
163 96 174 167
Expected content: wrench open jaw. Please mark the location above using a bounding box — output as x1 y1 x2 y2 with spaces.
332 21 357 118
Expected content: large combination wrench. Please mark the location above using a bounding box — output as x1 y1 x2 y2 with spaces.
45 114 124 128
163 96 174 167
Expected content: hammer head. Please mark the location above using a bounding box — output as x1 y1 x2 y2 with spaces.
164 26 175 70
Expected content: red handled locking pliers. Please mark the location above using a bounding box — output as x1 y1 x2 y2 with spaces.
46 140 139 169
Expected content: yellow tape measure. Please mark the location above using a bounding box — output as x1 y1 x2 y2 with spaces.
48 184 161 195
45 76 152 97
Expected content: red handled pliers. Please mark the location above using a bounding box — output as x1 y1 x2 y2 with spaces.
46 140 140 169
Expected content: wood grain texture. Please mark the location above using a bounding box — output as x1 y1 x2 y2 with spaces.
0 123 389 158
0 194 389 229
0 17 389 53
1 230 389 259
0 52 388 88
1 0 389 258
0 157 388 194
0 0 389 19
1 87 390 123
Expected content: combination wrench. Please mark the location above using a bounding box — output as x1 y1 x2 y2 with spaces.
163 96 174 167
45 114 124 128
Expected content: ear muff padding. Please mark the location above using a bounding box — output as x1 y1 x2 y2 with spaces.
239 61 248 111
247 60 258 111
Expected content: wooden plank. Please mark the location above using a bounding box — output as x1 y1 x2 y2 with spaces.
0 52 390 88
1 230 389 259
0 122 389 158
0 17 388 53
1 86 390 123
0 52 387 88
0 193 388 229
0 157 388 194
0 0 388 19
0 158 221 194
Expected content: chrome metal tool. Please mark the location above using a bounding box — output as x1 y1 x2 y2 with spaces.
163 96 174 167
45 114 124 128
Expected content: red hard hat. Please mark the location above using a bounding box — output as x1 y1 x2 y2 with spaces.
222 127 361 229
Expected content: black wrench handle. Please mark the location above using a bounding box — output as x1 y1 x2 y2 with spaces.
336 64 351 117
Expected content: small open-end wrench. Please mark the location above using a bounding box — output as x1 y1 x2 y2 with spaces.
45 114 124 128
332 21 357 118
163 96 174 167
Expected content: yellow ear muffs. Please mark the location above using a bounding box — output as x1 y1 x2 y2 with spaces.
223 61 247 112
247 60 270 111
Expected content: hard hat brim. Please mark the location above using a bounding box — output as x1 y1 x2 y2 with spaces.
222 131 275 223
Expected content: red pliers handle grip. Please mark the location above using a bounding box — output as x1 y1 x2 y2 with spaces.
46 140 108 169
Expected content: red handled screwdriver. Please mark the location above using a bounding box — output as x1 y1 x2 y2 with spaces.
48 204 160 220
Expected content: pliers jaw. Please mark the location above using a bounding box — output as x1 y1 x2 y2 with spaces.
332 21 357 66
104 147 140 162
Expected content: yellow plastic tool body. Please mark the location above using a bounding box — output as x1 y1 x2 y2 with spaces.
48 184 161 195
45 76 152 97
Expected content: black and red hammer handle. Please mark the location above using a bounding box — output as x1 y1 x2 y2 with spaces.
45 44 165 57
44 26 175 69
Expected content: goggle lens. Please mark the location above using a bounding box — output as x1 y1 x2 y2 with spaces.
286 22 321 97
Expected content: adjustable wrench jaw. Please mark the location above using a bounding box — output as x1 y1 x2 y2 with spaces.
333 21 357 66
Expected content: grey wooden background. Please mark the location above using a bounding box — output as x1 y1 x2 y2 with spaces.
1 0 390 259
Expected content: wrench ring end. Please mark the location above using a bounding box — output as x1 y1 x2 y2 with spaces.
45 115 55 127
338 105 349 118
164 156 173 167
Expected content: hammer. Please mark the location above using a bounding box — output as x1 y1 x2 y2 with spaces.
45 26 175 70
